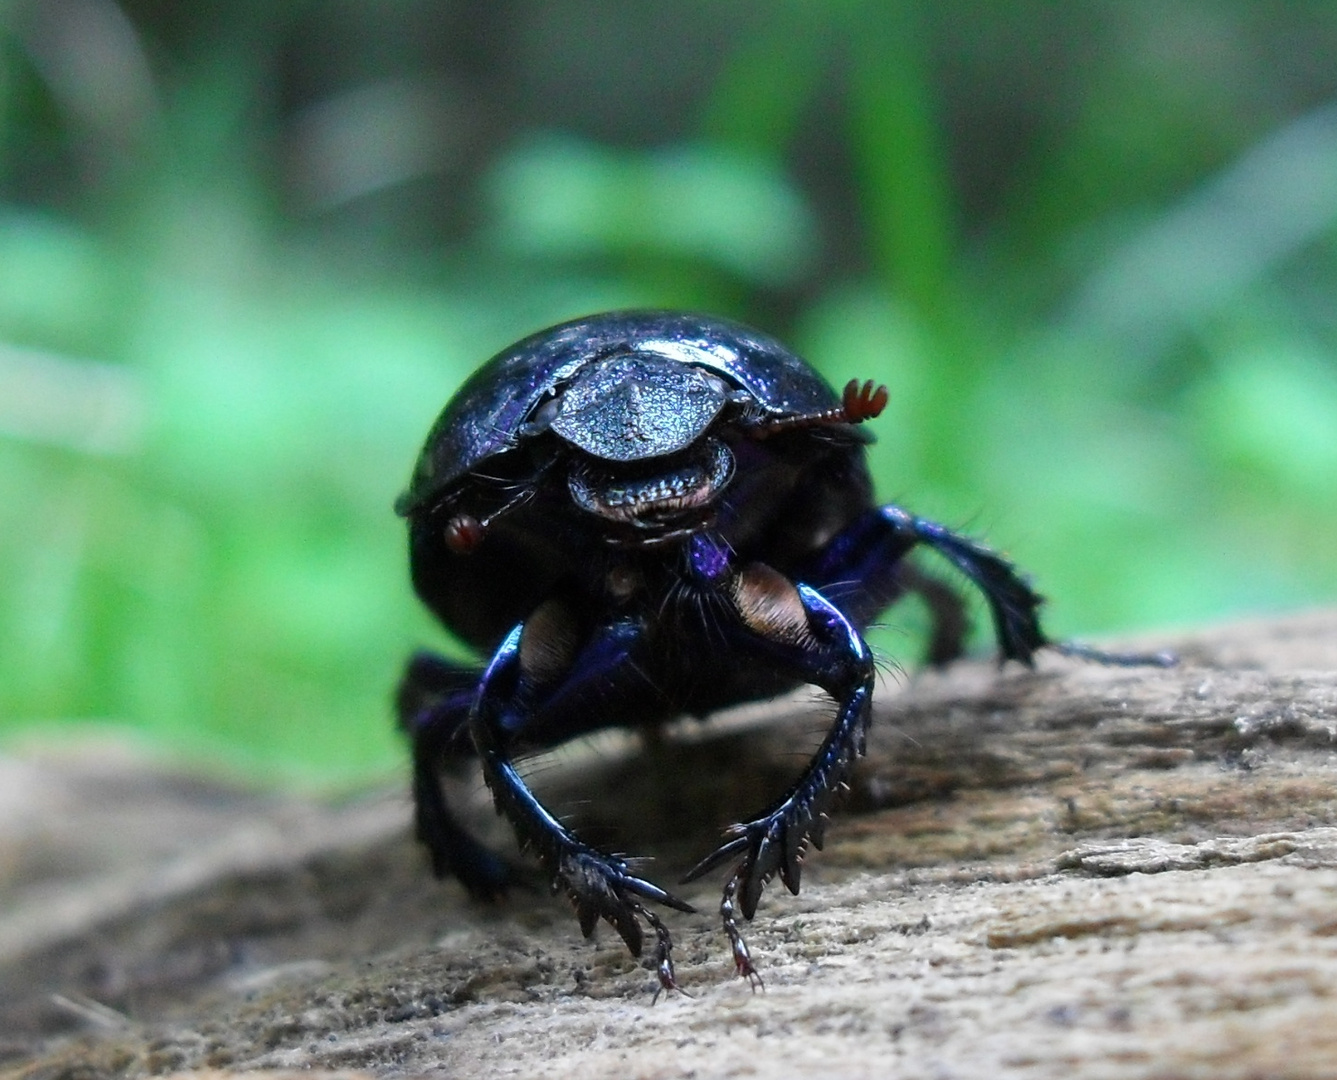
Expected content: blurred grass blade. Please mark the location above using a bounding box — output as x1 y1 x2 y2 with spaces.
486 134 818 286
1067 100 1337 351
846 0 955 316
0 342 143 455
700 0 832 155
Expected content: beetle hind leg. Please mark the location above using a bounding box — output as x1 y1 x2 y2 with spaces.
397 650 518 899
897 563 971 666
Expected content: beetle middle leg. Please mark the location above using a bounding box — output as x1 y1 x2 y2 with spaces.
799 504 1174 667
896 563 971 666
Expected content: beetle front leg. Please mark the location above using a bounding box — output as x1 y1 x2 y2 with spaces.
469 621 694 992
683 570 875 983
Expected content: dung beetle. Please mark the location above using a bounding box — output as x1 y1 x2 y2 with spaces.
395 310 1171 993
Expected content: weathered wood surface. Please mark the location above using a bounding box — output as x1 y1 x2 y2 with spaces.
2 610 1336 1080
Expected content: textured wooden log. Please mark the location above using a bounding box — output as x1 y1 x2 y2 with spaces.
2 610 1335 1079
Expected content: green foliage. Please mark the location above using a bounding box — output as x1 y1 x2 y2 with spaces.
487 135 818 287
1 1 1336 783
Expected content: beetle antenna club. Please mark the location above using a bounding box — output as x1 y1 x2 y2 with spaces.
394 310 1173 993
746 377 889 439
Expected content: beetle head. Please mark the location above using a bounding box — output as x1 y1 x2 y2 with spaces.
533 354 737 539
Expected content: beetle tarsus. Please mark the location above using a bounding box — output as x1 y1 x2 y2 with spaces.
1050 639 1178 667
643 906 690 1001
556 849 694 963
721 869 764 990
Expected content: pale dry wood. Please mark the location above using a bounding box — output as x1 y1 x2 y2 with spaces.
2 609 1336 1080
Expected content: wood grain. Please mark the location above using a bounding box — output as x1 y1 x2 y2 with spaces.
3 610 1335 1079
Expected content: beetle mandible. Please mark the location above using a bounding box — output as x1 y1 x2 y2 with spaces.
395 310 1170 992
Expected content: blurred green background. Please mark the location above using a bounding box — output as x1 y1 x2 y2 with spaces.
2 0 1336 785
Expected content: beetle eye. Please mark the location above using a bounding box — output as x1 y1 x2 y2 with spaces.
701 373 731 397
444 514 485 555
528 395 562 431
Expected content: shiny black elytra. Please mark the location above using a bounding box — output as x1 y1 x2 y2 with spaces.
395 310 1170 993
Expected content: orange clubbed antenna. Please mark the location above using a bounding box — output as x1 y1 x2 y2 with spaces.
749 377 889 439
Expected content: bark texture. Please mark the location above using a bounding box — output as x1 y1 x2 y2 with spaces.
2 610 1336 1080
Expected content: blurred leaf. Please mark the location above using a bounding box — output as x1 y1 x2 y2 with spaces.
0 208 119 353
486 134 818 287
1192 342 1337 504
1065 101 1337 355
700 0 831 155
